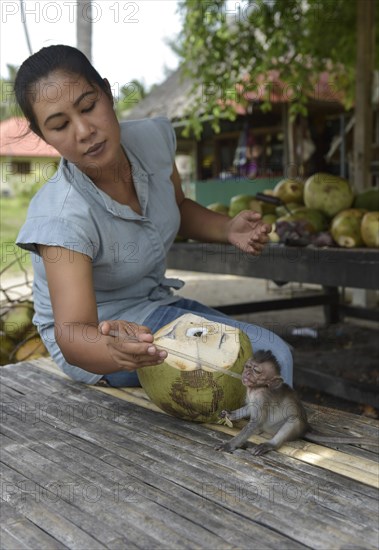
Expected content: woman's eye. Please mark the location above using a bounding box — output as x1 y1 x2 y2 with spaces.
54 122 68 131
82 102 96 113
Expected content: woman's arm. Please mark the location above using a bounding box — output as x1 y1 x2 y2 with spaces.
39 246 166 374
171 164 271 254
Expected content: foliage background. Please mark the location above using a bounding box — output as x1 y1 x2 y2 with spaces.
175 0 378 136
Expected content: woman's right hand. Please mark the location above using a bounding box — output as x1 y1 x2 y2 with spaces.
39 246 165 375
99 320 168 371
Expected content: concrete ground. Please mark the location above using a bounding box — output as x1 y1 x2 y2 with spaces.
167 268 327 332
2 268 375 332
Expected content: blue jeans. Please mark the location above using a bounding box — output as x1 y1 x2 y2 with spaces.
103 298 293 388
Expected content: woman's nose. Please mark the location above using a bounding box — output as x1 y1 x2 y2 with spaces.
75 117 95 141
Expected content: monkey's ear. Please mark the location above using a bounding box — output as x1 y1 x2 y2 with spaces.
268 376 284 390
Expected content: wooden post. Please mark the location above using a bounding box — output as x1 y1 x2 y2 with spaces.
77 0 92 62
282 103 289 174
353 0 375 192
283 103 297 178
351 0 376 309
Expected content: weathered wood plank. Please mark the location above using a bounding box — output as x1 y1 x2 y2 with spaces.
2 366 378 516
7 360 378 452
2 360 379 550
0 523 67 550
31 357 379 433
2 374 378 548
1 461 108 550
167 243 379 290
0 501 68 550
42 380 378 496
4 400 375 526
0 457 140 550
0 527 31 550
1 444 208 550
1 405 304 549
3 361 378 491
1 458 202 550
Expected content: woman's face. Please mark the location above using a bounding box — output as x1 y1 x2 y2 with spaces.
32 70 121 178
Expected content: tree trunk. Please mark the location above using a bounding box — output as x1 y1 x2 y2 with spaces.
353 0 375 191
77 0 92 62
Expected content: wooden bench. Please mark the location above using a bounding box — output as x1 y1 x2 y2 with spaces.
1 358 378 549
167 242 379 323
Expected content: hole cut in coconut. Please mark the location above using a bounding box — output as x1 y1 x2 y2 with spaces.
186 326 208 338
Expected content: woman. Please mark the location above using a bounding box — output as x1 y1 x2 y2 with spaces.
15 45 293 387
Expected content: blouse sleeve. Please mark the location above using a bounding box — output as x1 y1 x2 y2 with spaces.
153 117 177 165
16 216 99 259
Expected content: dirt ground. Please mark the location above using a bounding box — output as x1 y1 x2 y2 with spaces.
284 321 379 417
232 308 379 418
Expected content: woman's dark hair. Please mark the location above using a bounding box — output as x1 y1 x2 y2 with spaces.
14 45 109 138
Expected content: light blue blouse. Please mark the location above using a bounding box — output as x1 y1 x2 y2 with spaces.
16 117 184 383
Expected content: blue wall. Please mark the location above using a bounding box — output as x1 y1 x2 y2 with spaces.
193 177 282 207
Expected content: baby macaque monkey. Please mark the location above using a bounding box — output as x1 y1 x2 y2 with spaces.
216 350 376 455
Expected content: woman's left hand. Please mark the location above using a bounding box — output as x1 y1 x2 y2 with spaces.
226 210 271 255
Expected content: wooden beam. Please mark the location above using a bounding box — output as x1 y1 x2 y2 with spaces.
353 0 375 191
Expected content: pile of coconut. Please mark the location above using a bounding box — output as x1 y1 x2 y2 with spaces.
207 173 379 249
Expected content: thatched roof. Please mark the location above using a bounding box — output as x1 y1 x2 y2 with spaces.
125 67 344 123
124 69 196 123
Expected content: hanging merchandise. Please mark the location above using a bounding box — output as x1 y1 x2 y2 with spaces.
233 121 249 176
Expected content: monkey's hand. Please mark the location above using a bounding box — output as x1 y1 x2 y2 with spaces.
252 442 275 456
218 410 233 428
215 441 236 453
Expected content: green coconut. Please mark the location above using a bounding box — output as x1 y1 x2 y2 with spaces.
273 178 305 204
228 194 256 217
1 301 34 341
275 202 303 217
277 207 329 233
0 331 15 365
137 313 252 423
12 334 48 362
206 202 230 215
360 211 379 248
330 208 367 248
353 188 379 212
262 214 277 225
249 199 277 215
304 173 354 217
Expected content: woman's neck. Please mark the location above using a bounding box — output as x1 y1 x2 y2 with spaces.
86 147 141 212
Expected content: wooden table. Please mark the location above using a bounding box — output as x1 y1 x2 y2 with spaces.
1 359 378 549
167 243 379 323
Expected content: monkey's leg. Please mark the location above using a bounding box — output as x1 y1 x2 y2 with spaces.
252 420 305 456
215 420 260 453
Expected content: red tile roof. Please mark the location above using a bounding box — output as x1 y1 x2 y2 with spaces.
0 117 60 158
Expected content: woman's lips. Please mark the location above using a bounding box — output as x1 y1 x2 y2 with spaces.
85 141 105 156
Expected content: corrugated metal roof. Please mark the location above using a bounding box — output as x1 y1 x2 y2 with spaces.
0 117 60 158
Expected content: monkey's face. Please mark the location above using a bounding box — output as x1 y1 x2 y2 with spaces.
242 359 278 389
